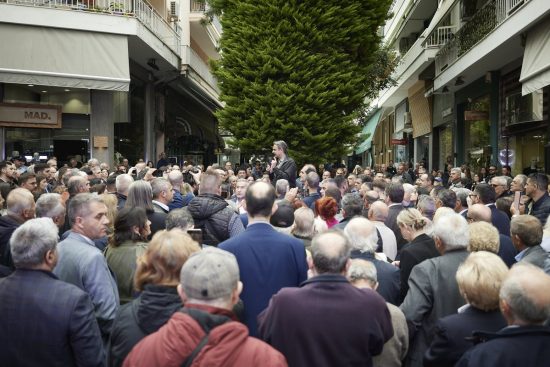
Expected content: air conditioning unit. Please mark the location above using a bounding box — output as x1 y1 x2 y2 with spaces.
169 1 179 21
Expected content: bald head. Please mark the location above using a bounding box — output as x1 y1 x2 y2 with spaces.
245 181 276 218
344 217 378 253
7 188 35 219
168 170 183 187
311 231 351 274
368 200 388 221
500 264 550 325
468 204 492 223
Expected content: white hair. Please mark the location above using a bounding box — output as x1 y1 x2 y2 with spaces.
433 212 469 251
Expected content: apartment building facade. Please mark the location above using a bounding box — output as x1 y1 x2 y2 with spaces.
0 0 222 166
363 0 550 174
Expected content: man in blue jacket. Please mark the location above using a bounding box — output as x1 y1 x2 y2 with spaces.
220 181 307 336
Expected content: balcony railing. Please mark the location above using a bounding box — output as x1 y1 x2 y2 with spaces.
425 26 455 48
435 0 530 75
2 0 181 55
183 46 219 93
190 0 205 12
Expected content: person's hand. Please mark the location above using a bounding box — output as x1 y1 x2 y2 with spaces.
190 169 202 186
392 260 400 268
285 187 298 202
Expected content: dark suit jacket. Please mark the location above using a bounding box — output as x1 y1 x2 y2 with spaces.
270 157 297 188
488 204 510 236
385 203 407 251
498 234 517 267
398 233 439 301
258 274 393 367
0 269 105 367
456 326 550 367
350 250 400 305
147 209 166 238
424 306 506 367
219 222 307 337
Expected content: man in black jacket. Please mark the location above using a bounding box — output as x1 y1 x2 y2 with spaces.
524 173 550 225
267 140 297 188
0 188 36 270
187 169 244 246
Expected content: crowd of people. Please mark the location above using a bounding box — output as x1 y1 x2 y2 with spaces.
1 140 550 367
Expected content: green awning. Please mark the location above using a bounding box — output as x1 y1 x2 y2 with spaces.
355 109 382 154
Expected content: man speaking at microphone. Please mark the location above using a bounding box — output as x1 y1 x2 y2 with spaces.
267 140 297 189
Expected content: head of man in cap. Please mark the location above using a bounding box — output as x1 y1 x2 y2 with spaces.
177 247 243 309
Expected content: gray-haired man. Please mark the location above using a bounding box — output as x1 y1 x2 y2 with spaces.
0 218 105 366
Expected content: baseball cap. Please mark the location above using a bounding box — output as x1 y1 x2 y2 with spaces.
180 247 240 300
270 201 295 228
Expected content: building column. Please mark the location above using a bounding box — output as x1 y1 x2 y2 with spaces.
90 90 114 166
144 79 155 163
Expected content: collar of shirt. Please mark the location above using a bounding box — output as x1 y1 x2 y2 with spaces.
515 247 529 262
153 200 169 212
247 220 272 228
68 232 96 247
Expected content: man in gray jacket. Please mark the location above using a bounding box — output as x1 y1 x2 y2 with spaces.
53 193 119 344
400 212 469 367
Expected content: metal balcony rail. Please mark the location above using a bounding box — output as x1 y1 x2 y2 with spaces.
435 0 530 75
2 0 181 56
183 45 219 93
190 0 205 12
425 26 455 48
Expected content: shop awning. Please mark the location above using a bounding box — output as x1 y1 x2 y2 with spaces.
520 20 550 96
0 23 130 91
355 109 382 155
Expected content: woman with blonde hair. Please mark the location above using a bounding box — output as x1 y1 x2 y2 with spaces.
109 229 200 367
397 208 439 301
424 251 508 367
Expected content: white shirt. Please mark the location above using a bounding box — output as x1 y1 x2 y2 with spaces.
373 221 398 260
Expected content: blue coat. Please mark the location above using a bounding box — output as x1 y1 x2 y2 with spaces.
0 269 105 367
489 204 510 237
350 250 401 305
456 325 550 367
219 222 307 336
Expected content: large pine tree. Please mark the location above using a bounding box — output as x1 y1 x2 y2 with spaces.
209 0 392 164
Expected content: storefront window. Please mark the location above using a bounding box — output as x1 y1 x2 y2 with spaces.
4 114 89 162
114 79 144 165
438 124 453 171
415 135 430 168
464 95 491 174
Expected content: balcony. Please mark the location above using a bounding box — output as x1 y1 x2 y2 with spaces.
2 0 181 55
182 45 219 95
425 26 455 48
435 0 530 75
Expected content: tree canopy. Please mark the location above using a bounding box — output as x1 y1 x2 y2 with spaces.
208 0 394 164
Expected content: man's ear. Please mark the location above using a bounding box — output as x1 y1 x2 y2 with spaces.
177 284 188 304
44 248 57 270
271 202 279 216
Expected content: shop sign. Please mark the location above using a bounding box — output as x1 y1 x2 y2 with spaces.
464 110 489 121
0 103 62 128
391 138 408 145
